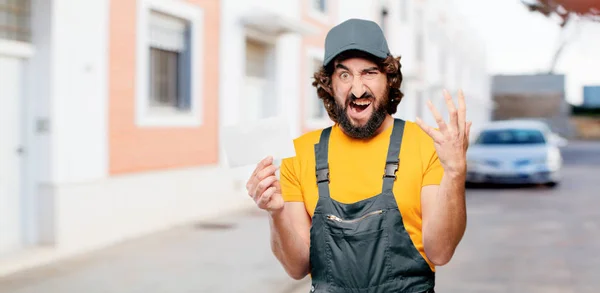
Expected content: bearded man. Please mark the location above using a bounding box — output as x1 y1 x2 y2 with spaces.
246 18 471 293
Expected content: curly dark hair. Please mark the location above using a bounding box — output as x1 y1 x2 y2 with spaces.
311 49 404 123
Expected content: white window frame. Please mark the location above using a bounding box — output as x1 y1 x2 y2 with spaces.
305 47 332 130
135 0 204 127
307 0 329 24
0 40 34 59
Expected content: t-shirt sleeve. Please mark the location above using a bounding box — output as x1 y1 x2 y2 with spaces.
280 155 304 202
421 133 444 187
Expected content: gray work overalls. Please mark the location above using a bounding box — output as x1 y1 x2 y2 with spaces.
309 119 435 293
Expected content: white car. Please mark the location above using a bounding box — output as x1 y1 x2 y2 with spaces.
466 120 567 187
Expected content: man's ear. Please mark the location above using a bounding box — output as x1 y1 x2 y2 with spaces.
322 84 333 96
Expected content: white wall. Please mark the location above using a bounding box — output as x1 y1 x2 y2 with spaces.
28 0 110 247
28 0 52 188
0 55 26 255
19 0 52 247
337 0 379 24
49 167 251 252
49 0 109 184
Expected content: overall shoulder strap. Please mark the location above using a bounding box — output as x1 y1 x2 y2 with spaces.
314 127 332 198
382 119 406 193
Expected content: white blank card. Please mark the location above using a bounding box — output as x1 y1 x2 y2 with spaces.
222 117 296 168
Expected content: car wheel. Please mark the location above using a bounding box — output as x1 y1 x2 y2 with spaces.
545 181 559 188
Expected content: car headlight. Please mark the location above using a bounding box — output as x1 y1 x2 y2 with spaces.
546 149 561 169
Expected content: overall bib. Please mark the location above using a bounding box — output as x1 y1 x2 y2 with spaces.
309 119 435 293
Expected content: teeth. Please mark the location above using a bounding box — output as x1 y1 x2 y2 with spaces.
352 100 371 106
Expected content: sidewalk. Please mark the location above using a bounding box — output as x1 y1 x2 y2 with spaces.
0 207 310 293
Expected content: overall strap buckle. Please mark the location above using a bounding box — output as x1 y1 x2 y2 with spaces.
316 167 330 183
383 161 399 179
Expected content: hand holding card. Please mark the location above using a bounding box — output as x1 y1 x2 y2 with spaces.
222 116 296 213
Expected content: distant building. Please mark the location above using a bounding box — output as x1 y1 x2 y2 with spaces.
582 86 600 108
492 74 567 119
491 74 574 137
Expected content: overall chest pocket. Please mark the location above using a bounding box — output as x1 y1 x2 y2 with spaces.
324 209 392 289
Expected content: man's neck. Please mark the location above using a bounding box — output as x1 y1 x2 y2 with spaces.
374 115 394 136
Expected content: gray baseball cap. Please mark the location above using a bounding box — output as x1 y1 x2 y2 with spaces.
323 18 390 67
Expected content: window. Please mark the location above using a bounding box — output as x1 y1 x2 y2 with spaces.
305 48 330 129
475 129 546 145
0 0 31 42
309 58 326 120
148 11 191 112
244 38 275 121
313 0 327 13
136 0 203 127
308 0 328 23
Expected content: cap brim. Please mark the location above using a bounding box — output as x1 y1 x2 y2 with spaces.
324 44 388 66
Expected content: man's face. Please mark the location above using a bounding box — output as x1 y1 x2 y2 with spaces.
331 56 389 139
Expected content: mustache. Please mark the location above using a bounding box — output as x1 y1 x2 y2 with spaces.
346 92 374 105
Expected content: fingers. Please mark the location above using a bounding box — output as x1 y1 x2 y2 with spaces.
252 165 279 197
253 175 278 201
415 117 444 143
250 156 273 180
257 186 277 209
426 100 447 133
457 90 466 135
257 164 279 181
246 156 276 195
443 89 458 133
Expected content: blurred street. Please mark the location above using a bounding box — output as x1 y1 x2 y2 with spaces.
0 206 309 293
437 140 600 293
0 140 598 293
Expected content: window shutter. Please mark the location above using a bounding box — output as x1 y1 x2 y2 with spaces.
149 11 188 52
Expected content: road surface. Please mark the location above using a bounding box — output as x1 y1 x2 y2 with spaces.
1 141 598 293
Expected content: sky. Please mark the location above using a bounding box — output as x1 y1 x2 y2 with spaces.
453 0 600 105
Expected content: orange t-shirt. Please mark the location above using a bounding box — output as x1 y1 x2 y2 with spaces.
280 120 444 271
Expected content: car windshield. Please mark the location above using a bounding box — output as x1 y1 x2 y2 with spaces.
475 128 546 145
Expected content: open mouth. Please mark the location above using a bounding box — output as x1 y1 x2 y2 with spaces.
349 99 372 113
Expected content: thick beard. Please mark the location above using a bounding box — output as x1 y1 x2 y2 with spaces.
334 91 389 140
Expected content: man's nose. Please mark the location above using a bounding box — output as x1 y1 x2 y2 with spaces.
351 75 366 98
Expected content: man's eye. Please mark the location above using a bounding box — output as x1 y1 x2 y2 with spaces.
340 72 350 79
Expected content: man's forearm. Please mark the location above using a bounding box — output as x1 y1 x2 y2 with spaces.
269 208 310 280
423 171 467 265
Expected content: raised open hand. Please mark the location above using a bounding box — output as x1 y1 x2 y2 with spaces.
415 89 472 176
